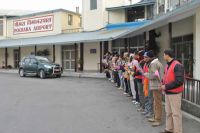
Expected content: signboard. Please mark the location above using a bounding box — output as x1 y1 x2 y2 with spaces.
13 15 54 35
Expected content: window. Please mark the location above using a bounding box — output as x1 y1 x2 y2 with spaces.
68 14 73 25
127 6 145 22
90 0 97 10
30 58 37 64
24 58 30 64
0 20 3 36
172 34 193 77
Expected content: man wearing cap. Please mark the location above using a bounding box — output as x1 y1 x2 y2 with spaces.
142 52 153 118
144 50 164 127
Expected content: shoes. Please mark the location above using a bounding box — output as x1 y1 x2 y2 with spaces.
148 118 155 122
132 100 136 103
137 108 144 112
123 92 127 95
152 121 161 127
159 130 173 133
145 113 153 118
134 102 140 105
141 111 148 115
126 94 132 97
118 87 123 90
111 80 114 83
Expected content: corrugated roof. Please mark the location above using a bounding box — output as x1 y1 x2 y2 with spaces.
106 20 150 30
0 29 129 48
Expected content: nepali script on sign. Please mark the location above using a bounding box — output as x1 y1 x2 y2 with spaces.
13 15 54 35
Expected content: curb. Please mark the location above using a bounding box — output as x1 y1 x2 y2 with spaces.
0 70 106 79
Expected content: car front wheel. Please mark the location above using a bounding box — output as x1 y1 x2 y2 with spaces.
39 70 46 79
19 69 25 77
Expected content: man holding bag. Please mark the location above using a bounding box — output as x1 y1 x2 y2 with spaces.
144 50 164 127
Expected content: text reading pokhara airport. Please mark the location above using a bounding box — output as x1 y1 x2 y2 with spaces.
13 15 54 35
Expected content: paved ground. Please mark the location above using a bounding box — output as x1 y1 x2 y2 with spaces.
0 73 200 133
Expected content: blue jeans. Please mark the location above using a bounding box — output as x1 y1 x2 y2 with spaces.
118 70 124 89
146 84 153 114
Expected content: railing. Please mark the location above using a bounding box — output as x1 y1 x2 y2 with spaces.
183 77 200 106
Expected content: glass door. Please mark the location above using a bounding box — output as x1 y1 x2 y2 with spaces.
63 49 75 70
14 49 20 68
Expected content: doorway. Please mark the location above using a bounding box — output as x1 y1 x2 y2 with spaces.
13 49 20 68
62 45 75 71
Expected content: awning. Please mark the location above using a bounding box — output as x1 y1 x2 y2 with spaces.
0 21 149 48
0 29 128 48
106 0 155 11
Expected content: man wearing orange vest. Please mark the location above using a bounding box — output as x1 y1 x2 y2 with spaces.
160 49 184 133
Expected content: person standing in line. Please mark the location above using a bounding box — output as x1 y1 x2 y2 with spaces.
144 50 164 127
123 53 130 95
117 52 125 90
141 52 153 117
160 49 184 133
133 51 144 108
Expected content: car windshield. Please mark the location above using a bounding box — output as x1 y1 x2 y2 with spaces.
36 57 52 63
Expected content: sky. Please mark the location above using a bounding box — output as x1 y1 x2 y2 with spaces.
0 0 82 12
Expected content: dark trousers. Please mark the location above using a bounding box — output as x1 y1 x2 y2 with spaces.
134 78 140 102
113 70 120 87
135 78 144 109
124 78 130 93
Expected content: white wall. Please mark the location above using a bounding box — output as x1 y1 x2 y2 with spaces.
55 45 62 65
82 0 104 31
108 10 125 24
172 17 193 37
82 0 128 31
193 7 200 79
7 47 15 67
84 42 100 71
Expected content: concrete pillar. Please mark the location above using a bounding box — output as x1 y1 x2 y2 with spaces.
100 41 103 73
74 43 77 72
53 45 55 62
194 8 200 79
35 46 37 56
5 48 7 69
80 43 84 71
144 6 147 20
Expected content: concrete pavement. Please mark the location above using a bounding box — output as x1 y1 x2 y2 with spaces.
0 73 200 133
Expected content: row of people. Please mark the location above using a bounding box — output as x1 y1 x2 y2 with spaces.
103 49 184 133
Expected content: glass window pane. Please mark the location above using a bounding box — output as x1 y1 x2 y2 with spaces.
71 51 75 59
65 61 70 69
65 51 70 60
90 0 97 10
71 61 75 69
